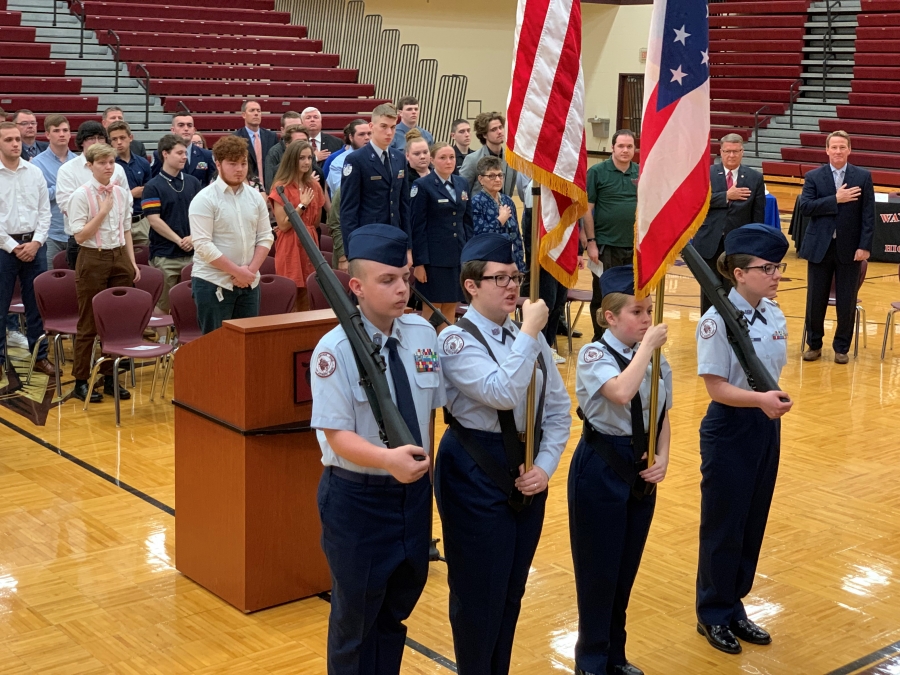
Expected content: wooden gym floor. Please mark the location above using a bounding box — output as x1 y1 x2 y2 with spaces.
2 187 900 674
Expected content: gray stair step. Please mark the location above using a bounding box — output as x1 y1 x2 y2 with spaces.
802 72 854 80
803 34 856 40
805 21 858 28
50 44 108 56
802 60 855 66
803 46 855 53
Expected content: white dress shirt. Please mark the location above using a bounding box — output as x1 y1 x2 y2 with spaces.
188 177 274 290
67 178 133 249
0 159 51 253
56 155 129 235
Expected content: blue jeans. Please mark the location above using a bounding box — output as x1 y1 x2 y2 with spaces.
192 277 260 334
0 246 48 364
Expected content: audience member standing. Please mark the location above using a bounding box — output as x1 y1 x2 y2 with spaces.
189 136 273 334
325 120 371 195
0 122 55 378
67 143 141 403
233 100 277 192
339 104 411 259
57 122 129 270
471 156 525 273
301 107 343 163
31 115 76 267
263 111 304 189
460 112 518 197
583 129 639 342
151 115 216 187
102 106 146 159
451 118 473 174
108 121 151 247
142 135 202 312
390 97 434 152
12 110 47 161
799 130 874 364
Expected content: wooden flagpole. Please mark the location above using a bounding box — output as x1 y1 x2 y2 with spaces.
523 183 541 472
645 282 665 466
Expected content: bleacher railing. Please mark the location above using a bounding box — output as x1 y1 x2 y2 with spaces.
277 0 468 140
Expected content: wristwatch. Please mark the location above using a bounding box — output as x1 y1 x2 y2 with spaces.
299 204 307 211
586 238 596 243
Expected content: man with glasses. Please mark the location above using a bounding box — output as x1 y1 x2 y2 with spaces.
693 133 766 314
11 110 47 161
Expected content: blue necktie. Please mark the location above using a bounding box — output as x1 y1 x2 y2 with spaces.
385 337 422 446
444 180 456 201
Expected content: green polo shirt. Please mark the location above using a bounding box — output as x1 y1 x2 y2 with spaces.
586 159 638 248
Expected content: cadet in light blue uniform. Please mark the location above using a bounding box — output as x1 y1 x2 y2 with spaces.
695 223 792 656
435 233 571 675
311 224 446 675
570 265 672 675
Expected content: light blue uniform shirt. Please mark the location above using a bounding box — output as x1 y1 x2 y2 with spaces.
31 147 77 243
697 287 788 390
390 123 434 152
576 331 673 437
311 311 446 474
437 306 571 478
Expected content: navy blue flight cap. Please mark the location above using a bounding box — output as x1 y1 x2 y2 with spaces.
460 233 514 264
724 223 789 263
600 265 635 299
347 224 408 267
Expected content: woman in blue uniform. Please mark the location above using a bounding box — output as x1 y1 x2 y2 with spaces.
695 223 793 655
569 265 671 675
411 142 473 325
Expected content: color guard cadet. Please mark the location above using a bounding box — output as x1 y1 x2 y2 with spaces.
339 104 411 259
695 224 792 655
311 224 446 675
570 265 672 675
435 233 571 675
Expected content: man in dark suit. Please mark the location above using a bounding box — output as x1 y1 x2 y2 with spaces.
233 99 278 191
150 114 216 187
12 110 48 161
301 107 344 164
799 131 874 364
694 133 766 314
340 103 411 261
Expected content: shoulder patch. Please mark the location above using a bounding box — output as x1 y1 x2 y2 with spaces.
410 185 418 198
315 351 337 377
196 161 207 170
583 346 604 363
442 334 464 355
699 318 718 339
343 163 352 177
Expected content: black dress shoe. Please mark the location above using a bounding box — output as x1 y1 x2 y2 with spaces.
609 663 644 675
73 381 102 403
697 622 741 654
730 618 771 645
556 322 583 338
104 376 131 400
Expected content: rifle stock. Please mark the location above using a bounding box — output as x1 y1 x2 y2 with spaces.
275 186 418 450
680 243 783 395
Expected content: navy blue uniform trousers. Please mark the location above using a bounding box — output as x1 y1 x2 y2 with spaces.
318 467 431 675
568 435 655 673
696 402 780 626
435 428 547 675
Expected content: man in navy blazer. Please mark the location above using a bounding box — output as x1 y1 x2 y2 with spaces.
150 114 216 187
798 130 874 363
694 134 766 314
340 103 411 260
232 100 278 190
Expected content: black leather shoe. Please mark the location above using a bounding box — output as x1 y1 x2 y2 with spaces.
557 322 582 338
104 376 131 400
697 622 741 654
609 663 644 675
73 381 102 403
730 618 771 645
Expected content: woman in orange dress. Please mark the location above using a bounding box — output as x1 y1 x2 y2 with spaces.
269 140 329 311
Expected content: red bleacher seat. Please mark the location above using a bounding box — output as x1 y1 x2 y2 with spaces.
762 161 802 178
709 1 808 13
187 113 360 132
800 133 900 154
96 31 321 53
148 80 375 98
0 77 81 94
82 2 291 24
0 59 66 76
709 39 806 52
118 47 339 68
106 0 274 8
0 95 99 113
132 63 358 83
870 171 900 188
835 106 899 122
163 97 390 115
820 119 900 137
856 40 900 52
712 102 787 116
783 148 900 170
86 16 307 39
708 15 806 27
710 27 805 40
0 26 36 41
710 52 802 65
0 11 20 26
0 42 50 58
849 93 900 107
710 128 751 142
856 53 900 66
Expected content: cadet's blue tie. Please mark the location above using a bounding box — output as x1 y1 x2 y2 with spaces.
385 337 422 446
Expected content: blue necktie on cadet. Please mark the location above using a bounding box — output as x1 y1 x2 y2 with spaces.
385 337 422 446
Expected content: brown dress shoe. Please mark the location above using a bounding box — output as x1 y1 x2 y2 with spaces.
834 352 849 364
802 349 822 361
32 359 56 379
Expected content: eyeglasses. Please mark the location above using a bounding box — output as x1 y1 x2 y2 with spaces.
480 172 504 180
15 121 37 128
744 263 787 275
721 149 743 155
480 273 525 288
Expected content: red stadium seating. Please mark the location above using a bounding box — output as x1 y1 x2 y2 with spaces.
85 16 308 39
163 97 390 114
0 95 99 113
118 47 339 68
0 42 50 58
130 63 358 83
82 2 291 24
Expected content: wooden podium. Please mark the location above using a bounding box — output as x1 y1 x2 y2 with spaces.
174 310 338 612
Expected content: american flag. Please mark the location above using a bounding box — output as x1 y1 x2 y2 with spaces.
506 0 588 287
634 0 711 297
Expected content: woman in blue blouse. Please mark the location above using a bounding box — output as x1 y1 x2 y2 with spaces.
470 156 526 273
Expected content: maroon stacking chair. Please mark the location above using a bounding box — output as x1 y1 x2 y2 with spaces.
267 242 276 257
180 262 194 283
564 288 593 352
258 274 297 316
162 280 202 399
132 244 150 266
135 265 175 343
26 269 79 397
801 260 868 358
456 303 468 318
319 234 334 257
52 251 69 270
306 270 353 310
882 263 900 359
259 256 277 276
86 287 173 426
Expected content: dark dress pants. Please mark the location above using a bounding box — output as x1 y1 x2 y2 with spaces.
804 239 860 354
0 245 48 366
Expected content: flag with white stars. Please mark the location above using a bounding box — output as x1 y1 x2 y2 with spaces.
634 0 711 297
